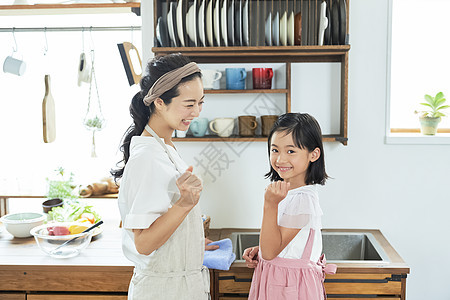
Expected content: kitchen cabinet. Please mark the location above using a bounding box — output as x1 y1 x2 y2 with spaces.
211 228 409 300
151 0 350 144
1 217 407 299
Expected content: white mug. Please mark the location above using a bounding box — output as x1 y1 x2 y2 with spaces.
202 69 222 90
3 55 26 76
209 118 235 137
176 130 187 138
77 52 91 86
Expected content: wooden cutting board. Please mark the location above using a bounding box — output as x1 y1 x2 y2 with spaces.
42 74 56 143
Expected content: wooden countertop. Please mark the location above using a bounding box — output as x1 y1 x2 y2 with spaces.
0 225 408 281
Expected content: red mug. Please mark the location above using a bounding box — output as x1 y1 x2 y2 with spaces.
252 68 274 89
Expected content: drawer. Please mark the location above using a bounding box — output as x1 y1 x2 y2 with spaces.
325 273 402 295
218 272 252 294
28 294 127 300
0 293 26 300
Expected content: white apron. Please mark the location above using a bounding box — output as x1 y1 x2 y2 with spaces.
128 125 210 300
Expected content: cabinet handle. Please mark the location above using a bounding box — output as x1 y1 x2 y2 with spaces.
219 276 252 283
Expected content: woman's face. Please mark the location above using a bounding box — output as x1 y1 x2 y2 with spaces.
161 77 205 131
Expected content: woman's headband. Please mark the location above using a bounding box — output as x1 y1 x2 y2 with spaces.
142 62 201 106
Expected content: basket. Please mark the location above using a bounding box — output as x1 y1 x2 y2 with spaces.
203 215 211 238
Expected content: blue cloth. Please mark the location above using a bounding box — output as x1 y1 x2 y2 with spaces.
203 238 236 271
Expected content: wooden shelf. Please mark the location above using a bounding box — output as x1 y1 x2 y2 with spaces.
152 46 351 63
173 135 347 143
0 3 140 16
204 89 288 94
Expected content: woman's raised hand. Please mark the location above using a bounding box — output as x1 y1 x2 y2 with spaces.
175 166 203 210
264 181 290 206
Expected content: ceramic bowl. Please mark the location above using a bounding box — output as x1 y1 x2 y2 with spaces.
0 212 46 238
42 198 64 214
31 222 93 258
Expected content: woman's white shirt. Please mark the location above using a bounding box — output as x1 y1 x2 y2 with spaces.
118 136 187 269
277 185 323 262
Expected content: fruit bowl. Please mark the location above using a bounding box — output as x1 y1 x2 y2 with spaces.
30 222 93 258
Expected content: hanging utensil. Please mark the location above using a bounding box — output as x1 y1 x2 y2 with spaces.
42 74 56 143
117 41 142 86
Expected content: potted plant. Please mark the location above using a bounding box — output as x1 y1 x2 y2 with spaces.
46 167 78 201
415 92 449 135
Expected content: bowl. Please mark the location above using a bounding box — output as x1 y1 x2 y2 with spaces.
42 198 64 213
30 222 93 258
0 212 46 238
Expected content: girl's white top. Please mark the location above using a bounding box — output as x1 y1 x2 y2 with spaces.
277 185 323 262
118 136 187 268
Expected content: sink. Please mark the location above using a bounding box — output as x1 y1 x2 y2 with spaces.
230 231 390 264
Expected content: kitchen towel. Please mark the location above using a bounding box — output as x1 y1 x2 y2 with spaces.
203 238 236 271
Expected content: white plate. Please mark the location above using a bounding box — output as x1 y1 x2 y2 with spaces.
206 0 214 46
198 0 206 46
243 0 249 46
221 0 228 46
177 0 185 47
168 2 178 47
265 12 272 46
92 226 103 238
187 3 196 46
272 12 279 46
227 0 234 46
280 11 287 46
214 0 221 46
193 0 198 46
287 11 294 46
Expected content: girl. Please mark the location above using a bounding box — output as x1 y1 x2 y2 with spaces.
243 113 337 300
112 54 216 299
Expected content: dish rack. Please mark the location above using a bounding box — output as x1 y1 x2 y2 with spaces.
153 0 349 47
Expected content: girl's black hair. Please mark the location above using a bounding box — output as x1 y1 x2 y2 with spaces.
264 113 329 185
111 54 201 180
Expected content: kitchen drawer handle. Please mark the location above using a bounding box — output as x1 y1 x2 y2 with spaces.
219 276 252 283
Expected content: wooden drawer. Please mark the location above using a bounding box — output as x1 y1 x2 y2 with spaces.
328 298 400 300
0 293 26 300
325 273 402 295
28 295 127 300
218 271 252 294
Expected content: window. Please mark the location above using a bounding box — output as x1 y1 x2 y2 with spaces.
387 0 450 140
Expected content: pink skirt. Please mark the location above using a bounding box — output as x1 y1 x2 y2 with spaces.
248 229 337 300
248 255 326 300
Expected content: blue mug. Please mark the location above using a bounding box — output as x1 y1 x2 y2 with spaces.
190 118 209 137
226 68 247 90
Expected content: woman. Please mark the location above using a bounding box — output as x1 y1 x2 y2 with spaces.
112 54 216 299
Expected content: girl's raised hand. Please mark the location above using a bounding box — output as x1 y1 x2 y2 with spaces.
175 166 203 210
264 181 290 206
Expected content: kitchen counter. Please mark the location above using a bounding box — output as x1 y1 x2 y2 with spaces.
0 224 409 299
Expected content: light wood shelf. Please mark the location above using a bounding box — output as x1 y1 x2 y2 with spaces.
0 3 140 16
204 89 288 94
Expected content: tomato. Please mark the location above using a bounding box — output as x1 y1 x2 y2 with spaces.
80 213 95 224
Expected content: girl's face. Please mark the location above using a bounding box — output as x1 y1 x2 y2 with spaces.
269 131 320 188
160 77 205 131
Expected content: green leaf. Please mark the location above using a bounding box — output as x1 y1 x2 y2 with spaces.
435 92 444 101
420 102 433 108
434 112 445 118
437 104 450 111
435 98 446 108
424 94 434 104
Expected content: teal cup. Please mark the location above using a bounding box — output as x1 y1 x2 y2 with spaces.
190 118 209 137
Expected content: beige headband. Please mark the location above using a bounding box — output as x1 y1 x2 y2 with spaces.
142 62 201 106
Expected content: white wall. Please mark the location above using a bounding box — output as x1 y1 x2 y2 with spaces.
141 0 449 298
